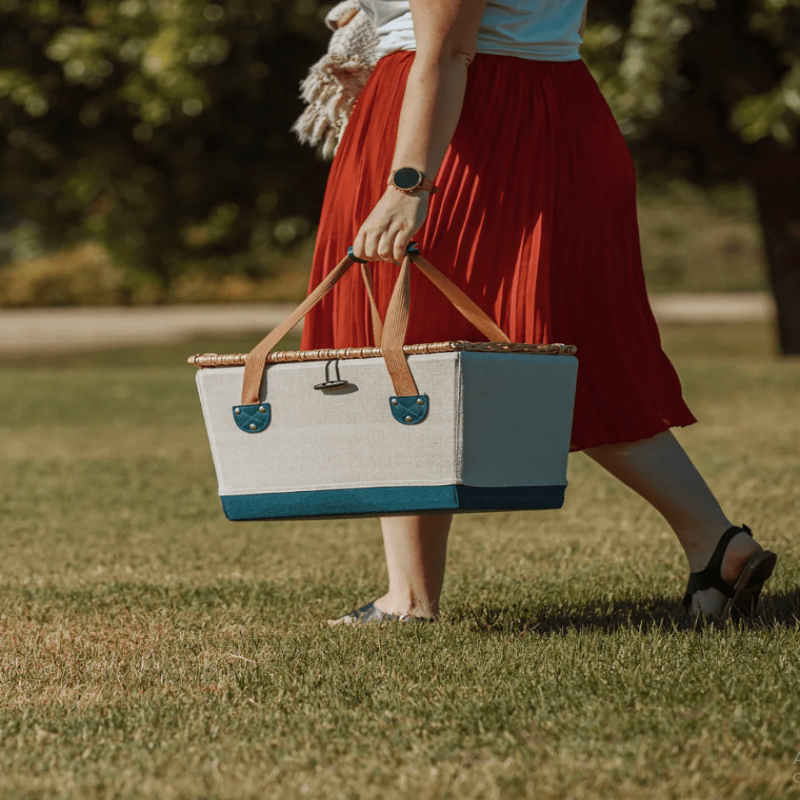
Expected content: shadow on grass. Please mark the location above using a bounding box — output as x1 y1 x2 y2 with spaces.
4 580 798 637
452 588 800 635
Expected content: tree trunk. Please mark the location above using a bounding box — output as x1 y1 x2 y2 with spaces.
747 139 800 355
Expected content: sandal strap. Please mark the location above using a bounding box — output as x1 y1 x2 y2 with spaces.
339 601 435 624
682 523 753 608
348 601 395 622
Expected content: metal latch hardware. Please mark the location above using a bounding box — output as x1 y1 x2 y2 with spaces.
314 360 351 391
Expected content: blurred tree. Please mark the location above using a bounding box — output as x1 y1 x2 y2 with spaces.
0 0 331 299
1 0 798 353
581 0 800 354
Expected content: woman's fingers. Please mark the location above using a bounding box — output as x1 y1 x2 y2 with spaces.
378 229 403 262
354 227 408 263
393 231 413 263
336 7 358 28
352 229 380 261
351 189 428 262
362 230 382 261
351 229 368 261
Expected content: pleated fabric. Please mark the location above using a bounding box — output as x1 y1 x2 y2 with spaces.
299 51 697 451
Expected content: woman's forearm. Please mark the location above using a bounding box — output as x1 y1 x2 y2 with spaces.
389 54 471 183
352 0 488 262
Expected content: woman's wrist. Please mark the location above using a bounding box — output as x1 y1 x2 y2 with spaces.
385 185 430 202
387 184 431 198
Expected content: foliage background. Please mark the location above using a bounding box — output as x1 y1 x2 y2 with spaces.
0 0 797 315
0 0 331 303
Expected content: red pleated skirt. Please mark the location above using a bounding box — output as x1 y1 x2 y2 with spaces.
299 51 697 451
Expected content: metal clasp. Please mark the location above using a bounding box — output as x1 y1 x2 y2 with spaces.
314 360 351 391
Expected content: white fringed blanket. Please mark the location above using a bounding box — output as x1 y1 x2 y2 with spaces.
292 1 379 159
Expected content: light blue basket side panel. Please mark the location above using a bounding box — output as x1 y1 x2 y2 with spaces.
459 352 578 489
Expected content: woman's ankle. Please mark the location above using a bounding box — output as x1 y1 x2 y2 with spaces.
373 591 439 619
682 524 762 577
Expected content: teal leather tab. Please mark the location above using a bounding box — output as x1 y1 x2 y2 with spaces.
232 402 271 433
389 394 429 425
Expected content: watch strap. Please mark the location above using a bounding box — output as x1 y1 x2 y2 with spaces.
418 177 440 194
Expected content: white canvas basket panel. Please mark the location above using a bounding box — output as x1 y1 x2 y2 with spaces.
198 352 461 495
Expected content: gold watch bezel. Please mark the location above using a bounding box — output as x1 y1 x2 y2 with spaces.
390 167 425 192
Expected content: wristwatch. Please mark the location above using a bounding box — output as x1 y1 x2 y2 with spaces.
388 167 440 195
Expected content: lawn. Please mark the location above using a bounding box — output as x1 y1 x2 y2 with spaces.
0 323 798 800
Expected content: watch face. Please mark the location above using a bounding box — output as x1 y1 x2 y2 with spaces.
393 167 422 190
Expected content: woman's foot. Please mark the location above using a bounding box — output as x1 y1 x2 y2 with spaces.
684 524 777 620
327 514 449 626
373 592 438 619
327 600 436 626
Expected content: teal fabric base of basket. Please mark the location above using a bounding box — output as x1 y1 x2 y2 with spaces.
221 484 565 521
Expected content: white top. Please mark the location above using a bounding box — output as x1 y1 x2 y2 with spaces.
359 0 588 62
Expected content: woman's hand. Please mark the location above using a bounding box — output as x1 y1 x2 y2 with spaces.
336 6 358 27
352 187 429 263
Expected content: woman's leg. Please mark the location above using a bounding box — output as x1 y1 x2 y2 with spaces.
356 429 763 620
372 513 454 619
583 429 765 613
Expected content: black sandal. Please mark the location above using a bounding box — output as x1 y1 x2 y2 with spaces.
682 524 778 622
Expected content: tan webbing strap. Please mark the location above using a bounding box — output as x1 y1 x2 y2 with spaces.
360 262 384 345
240 254 355 404
410 254 511 343
378 251 512 396
380 255 419 397
240 248 513 405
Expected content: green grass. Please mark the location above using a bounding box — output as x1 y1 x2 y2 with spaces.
1 324 799 800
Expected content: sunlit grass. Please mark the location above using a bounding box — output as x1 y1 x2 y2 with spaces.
0 322 798 799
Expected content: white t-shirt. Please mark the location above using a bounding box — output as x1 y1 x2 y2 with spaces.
359 0 588 62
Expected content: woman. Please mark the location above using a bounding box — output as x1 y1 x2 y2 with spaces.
299 0 778 624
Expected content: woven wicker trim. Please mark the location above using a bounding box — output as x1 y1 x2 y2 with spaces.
188 341 577 368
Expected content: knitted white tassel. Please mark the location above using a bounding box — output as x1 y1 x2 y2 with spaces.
292 1 379 159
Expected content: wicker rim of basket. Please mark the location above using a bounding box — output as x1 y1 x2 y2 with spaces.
188 340 577 368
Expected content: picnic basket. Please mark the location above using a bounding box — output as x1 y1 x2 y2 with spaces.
190 245 578 521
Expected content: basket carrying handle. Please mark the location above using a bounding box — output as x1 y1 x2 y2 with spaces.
239 244 511 405
380 246 510 396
